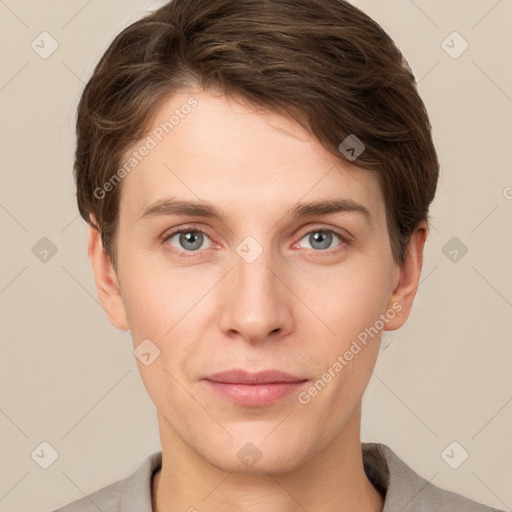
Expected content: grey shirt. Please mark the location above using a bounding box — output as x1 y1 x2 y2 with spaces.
51 442 504 511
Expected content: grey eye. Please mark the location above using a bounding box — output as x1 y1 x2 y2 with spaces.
167 230 212 251
299 230 342 251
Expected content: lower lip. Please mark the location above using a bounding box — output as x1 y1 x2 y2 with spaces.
203 380 308 406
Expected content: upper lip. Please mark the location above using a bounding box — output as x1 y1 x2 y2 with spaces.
204 369 307 384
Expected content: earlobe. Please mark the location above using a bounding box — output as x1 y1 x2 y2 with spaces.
384 221 428 332
87 216 129 331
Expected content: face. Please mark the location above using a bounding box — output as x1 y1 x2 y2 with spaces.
90 89 424 474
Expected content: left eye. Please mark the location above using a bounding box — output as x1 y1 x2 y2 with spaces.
165 230 213 252
297 229 344 251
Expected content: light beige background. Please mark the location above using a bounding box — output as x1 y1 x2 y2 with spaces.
1 0 511 511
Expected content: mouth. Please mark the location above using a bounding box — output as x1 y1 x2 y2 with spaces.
202 369 308 406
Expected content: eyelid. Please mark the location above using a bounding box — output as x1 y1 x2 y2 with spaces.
295 224 350 243
161 222 216 242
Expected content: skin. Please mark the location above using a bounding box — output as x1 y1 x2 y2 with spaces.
88 89 427 512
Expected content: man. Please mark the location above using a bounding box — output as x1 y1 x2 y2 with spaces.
53 0 504 510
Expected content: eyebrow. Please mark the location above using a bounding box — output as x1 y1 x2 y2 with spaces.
138 196 372 226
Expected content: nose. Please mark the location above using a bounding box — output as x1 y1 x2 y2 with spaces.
217 245 294 345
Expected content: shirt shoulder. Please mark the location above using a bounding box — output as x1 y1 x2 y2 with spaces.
362 442 506 512
49 451 162 512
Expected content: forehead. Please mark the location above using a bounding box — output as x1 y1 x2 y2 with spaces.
118 90 385 226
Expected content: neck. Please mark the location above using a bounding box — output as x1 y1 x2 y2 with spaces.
152 403 383 512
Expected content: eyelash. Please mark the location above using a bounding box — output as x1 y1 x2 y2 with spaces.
161 225 349 258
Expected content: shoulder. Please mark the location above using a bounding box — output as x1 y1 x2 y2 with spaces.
50 480 123 512
49 451 162 512
362 442 505 512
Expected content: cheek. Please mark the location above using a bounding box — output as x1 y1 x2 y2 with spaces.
119 250 208 340
296 258 392 341
297 304 383 425
292 262 389 397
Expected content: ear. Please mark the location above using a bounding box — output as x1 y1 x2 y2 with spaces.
384 220 428 331
87 215 129 331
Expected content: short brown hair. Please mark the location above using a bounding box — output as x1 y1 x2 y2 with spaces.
74 0 439 269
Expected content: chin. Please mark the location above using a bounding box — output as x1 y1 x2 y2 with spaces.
197 434 313 475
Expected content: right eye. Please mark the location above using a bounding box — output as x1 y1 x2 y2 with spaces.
164 228 214 254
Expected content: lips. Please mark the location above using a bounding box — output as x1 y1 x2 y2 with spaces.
202 369 308 406
203 369 307 385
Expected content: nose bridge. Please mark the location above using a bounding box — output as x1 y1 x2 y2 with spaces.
218 238 292 342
